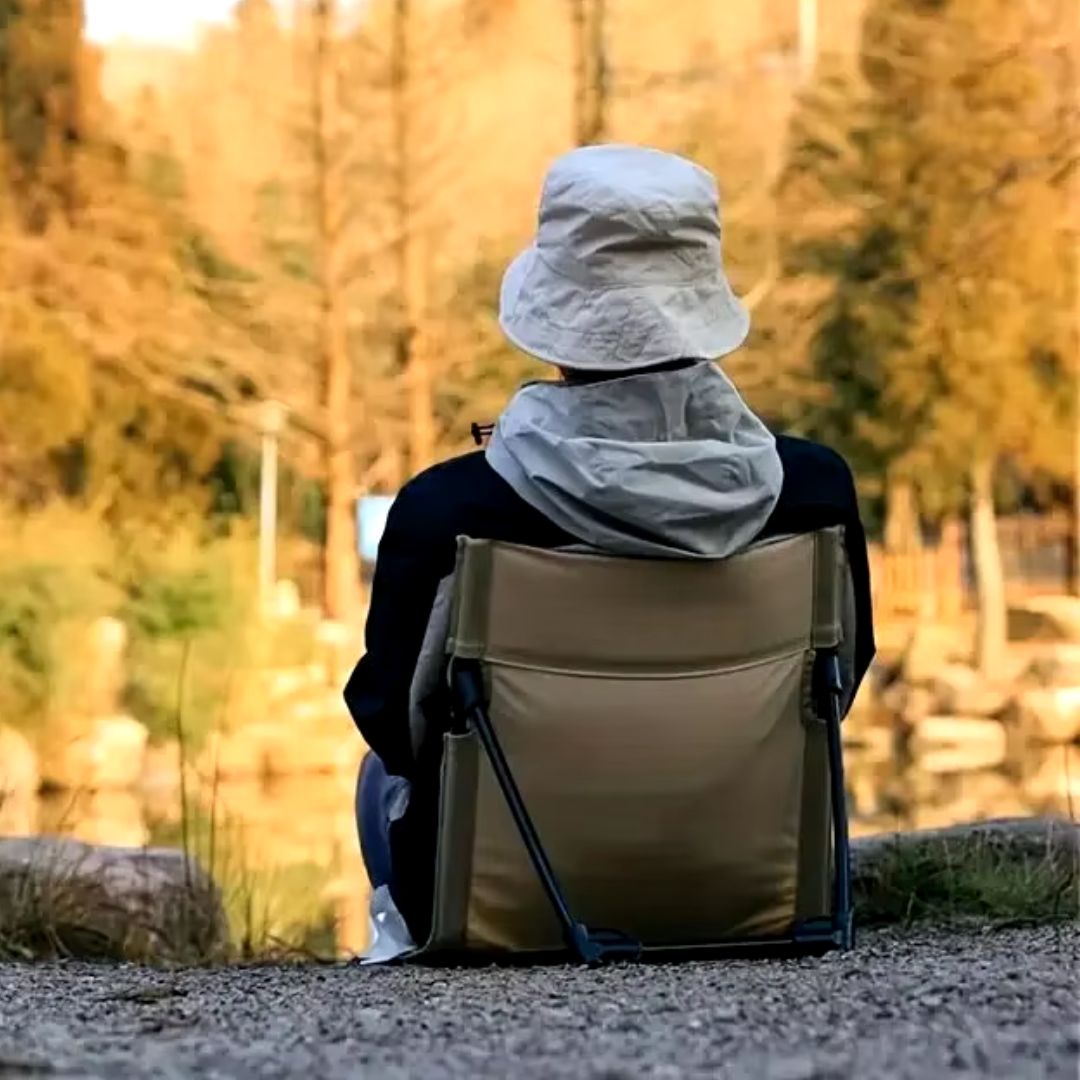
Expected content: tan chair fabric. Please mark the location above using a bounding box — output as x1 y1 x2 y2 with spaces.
426 529 845 955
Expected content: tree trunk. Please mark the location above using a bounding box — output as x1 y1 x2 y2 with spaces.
970 458 1007 676
587 0 608 142
1070 0 1080 596
570 0 589 145
314 0 359 624
883 476 918 554
390 0 435 476
570 0 607 144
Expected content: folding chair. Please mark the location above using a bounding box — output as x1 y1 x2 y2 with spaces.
415 528 854 964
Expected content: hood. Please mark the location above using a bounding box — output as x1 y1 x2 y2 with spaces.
485 362 784 559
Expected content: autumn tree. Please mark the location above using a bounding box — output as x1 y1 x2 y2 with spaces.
0 0 292 525
312 0 361 622
570 0 608 144
774 0 1074 671
0 0 89 229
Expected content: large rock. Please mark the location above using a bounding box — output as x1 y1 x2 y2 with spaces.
900 623 971 686
908 716 1008 773
880 682 935 725
1018 643 1080 687
197 724 279 780
854 815 1078 868
263 729 366 778
82 617 128 716
315 620 360 689
1009 597 1080 644
0 837 227 962
140 740 184 794
261 664 327 704
929 664 1010 718
1023 746 1080 813
40 715 149 791
853 816 1079 920
1011 687 1080 745
68 792 149 849
198 719 365 781
0 726 38 797
906 775 1033 831
842 720 894 764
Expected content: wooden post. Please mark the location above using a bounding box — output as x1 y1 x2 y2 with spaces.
971 459 1007 675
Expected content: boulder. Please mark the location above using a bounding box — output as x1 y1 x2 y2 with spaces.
0 792 35 836
140 740 184 794
263 729 366 778
929 664 1010 718
900 622 971 686
905 785 1039 831
854 815 1078 866
0 837 227 962
0 726 39 797
1018 643 1080 687
1022 746 1080 813
261 664 327 703
197 724 279 780
880 683 935 726
283 690 351 726
1008 597 1080 644
82 617 128 716
199 720 365 781
853 816 1079 918
69 792 149 849
196 776 352 870
1012 686 1080 745
846 663 881 719
908 716 1008 774
315 620 360 688
842 721 894 764
40 715 149 791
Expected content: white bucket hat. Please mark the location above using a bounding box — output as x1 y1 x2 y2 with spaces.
499 144 750 372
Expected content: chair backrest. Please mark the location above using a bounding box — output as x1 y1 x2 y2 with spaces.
425 529 847 955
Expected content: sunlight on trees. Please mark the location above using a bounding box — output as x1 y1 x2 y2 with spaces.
0 0 1076 637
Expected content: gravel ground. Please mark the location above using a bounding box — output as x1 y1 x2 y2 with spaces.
0 926 1077 1079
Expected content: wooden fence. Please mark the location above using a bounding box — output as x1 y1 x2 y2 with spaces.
280 511 1075 623
871 512 1074 621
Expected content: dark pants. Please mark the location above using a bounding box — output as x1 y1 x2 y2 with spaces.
355 751 409 892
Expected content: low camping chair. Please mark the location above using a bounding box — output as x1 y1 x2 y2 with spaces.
418 528 854 964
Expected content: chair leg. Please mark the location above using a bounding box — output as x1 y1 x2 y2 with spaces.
450 660 641 965
821 652 854 950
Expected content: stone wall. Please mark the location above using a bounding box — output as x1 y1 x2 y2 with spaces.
845 596 1080 831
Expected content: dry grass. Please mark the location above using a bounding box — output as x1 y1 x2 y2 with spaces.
854 820 1080 928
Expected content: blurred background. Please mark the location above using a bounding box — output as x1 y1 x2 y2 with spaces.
0 0 1077 956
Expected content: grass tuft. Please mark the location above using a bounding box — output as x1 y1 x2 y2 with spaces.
854 821 1079 928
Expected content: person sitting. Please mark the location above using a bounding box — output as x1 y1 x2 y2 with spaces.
344 144 875 947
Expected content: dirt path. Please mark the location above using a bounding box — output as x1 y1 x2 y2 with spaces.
0 926 1076 1079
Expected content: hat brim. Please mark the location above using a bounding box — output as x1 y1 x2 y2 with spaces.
498 247 751 372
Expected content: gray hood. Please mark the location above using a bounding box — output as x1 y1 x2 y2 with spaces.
485 362 784 559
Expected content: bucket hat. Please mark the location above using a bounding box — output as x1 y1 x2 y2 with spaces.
499 144 750 372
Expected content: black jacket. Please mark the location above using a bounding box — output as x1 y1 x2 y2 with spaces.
344 436 875 939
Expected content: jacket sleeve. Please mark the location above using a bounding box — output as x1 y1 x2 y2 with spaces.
343 488 451 779
770 436 876 696
839 487 876 697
